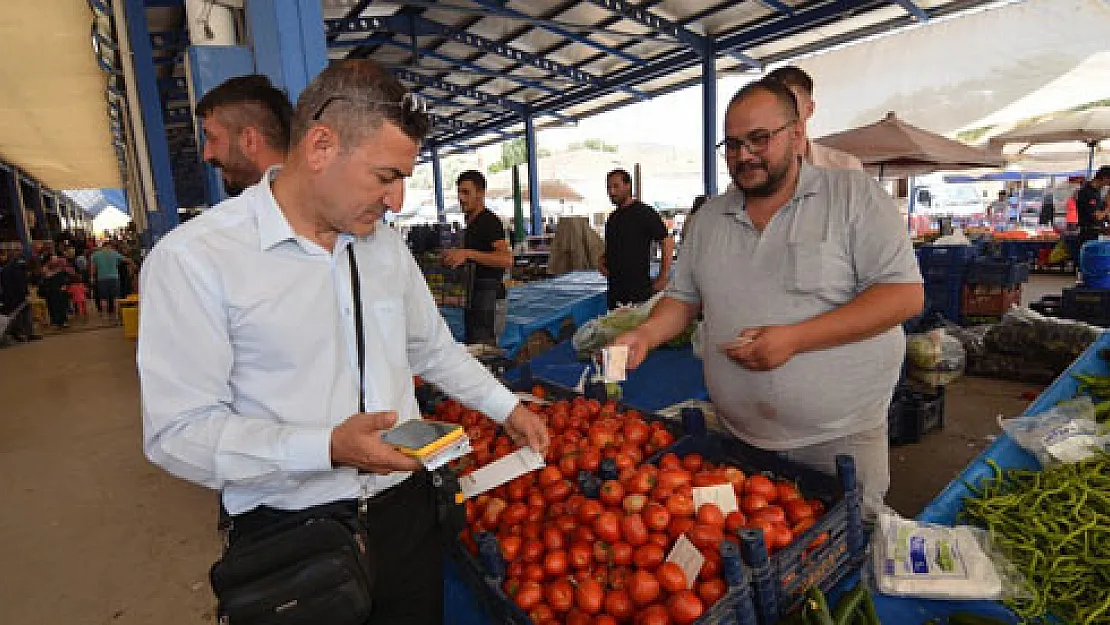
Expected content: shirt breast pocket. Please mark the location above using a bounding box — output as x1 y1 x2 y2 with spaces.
368 298 407 367
786 241 835 293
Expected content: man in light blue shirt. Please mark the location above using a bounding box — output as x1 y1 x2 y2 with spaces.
89 241 128 316
138 60 549 623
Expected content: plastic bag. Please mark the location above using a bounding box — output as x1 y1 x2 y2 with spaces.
872 509 1029 601
905 329 966 386
1000 396 1110 464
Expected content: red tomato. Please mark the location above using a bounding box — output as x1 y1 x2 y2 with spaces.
668 590 705 625
623 494 649 514
538 465 562 487
611 541 634 566
741 493 770 515
700 554 721 581
578 499 604 524
809 499 826 517
644 503 671 532
658 469 693 491
696 503 726 528
649 429 675 449
688 523 725 552
629 569 661 606
545 579 575 613
632 543 665 570
745 475 777 501
767 523 794 550
600 480 625 507
681 453 704 473
596 615 619 625
569 542 593 569
579 447 602 472
692 469 729 487
604 590 635 621
665 493 696 518
637 604 671 625
543 549 569 578
545 480 573 503
776 482 803 503
543 526 566 551
521 538 544 563
657 562 688 593
623 419 651 446
659 453 682 471
555 514 577 536
558 453 579 479
648 532 670 549
595 511 622 543
725 510 748 534
506 480 528 502
748 519 776 548
609 565 632 591
667 517 696 541
621 513 650 547
502 502 529 527
749 506 786 526
574 525 596 544
513 580 544 610
523 563 545 582
784 499 814 524
575 579 605 614
697 578 727 606
500 535 522 562
628 469 658 495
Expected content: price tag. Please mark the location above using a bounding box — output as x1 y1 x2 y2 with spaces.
692 484 739 515
601 345 628 382
666 534 704 589
458 448 545 499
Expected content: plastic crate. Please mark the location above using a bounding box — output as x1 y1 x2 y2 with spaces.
920 262 968 285
923 282 963 323
652 430 866 623
887 385 945 446
1062 286 1110 327
1029 295 1063 318
962 284 1022 318
965 258 1030 286
916 245 977 267
998 240 1047 264
417 253 474 308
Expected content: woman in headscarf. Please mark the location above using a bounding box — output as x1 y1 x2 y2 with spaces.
39 257 71 329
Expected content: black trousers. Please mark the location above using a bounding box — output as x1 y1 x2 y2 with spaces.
2 301 34 339
228 473 444 625
465 280 504 345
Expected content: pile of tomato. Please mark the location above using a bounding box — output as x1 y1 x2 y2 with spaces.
432 386 830 625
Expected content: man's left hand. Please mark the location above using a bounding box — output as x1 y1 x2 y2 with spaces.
504 403 550 455
652 275 669 293
722 325 803 371
442 249 470 268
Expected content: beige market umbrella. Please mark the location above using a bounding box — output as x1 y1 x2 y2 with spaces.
816 111 1004 178
488 179 584 202
989 107 1110 176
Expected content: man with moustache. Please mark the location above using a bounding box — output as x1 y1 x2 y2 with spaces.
196 74 292 195
612 79 923 513
138 60 549 623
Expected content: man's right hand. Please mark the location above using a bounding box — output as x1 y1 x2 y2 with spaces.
611 329 653 370
330 411 422 475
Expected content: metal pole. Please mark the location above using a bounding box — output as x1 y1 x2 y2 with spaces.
524 113 542 236
701 49 718 197
431 145 445 223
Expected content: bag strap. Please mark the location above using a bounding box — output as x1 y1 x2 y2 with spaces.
346 244 366 413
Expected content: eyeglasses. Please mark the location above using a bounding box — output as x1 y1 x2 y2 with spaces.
311 92 430 121
716 120 796 156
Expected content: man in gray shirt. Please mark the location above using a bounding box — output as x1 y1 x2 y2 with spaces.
613 79 923 511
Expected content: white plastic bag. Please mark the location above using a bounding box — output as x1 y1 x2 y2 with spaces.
1000 396 1110 464
906 329 966 386
872 510 1025 600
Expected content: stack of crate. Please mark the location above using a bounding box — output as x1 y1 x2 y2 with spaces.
917 245 977 324
962 257 1030 323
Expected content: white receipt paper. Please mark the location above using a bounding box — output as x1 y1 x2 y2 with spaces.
601 345 629 382
666 534 705 589
692 484 739 515
459 447 546 499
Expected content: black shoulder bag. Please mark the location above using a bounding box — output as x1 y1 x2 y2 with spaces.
207 244 375 625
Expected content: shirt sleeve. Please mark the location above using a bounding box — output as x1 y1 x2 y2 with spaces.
645 204 668 241
850 176 924 289
665 209 703 305
138 244 333 491
398 240 519 422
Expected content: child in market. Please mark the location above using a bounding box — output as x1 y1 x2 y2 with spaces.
66 279 89 319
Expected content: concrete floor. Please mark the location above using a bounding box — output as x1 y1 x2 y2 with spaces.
0 275 1067 621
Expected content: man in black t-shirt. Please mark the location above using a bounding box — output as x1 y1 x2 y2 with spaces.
601 169 674 309
1076 166 1110 246
443 170 512 344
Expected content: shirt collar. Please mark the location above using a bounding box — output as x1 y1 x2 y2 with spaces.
723 159 822 216
256 166 298 252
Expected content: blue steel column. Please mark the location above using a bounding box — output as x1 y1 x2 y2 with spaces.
524 113 542 235
246 0 327 101
702 50 718 197
123 0 178 238
430 145 446 223
5 169 32 257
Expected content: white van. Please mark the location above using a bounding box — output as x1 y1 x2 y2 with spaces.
912 184 986 217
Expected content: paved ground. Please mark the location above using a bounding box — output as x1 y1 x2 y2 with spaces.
0 276 1062 622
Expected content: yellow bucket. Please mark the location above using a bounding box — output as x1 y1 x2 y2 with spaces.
120 302 139 340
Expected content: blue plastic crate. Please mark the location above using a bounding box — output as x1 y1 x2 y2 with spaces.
966 258 1030 286
916 244 977 267
920 262 968 285
998 240 1048 264
652 432 866 623
923 283 963 323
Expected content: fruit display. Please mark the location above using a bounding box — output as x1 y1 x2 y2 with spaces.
432 383 838 624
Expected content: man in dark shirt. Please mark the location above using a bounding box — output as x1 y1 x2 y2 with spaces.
443 170 512 344
1077 166 1110 245
601 168 674 309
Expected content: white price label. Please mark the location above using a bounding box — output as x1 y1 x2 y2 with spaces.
693 484 739 515
666 534 704 589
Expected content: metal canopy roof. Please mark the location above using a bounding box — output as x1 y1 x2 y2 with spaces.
323 0 1003 154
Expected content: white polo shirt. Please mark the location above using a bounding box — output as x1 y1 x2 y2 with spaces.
669 163 922 450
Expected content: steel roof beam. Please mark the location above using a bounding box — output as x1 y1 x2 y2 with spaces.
890 0 929 21
715 0 863 54
757 0 795 16
377 39 563 95
392 68 526 114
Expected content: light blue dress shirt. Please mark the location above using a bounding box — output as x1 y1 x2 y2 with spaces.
138 169 519 514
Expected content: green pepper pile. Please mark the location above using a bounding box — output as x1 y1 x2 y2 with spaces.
1073 372 1110 422
961 455 1110 624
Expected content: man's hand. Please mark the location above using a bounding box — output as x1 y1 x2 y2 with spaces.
611 328 654 370
652 275 668 294
722 326 803 371
504 404 550 455
441 249 470 269
330 411 422 474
